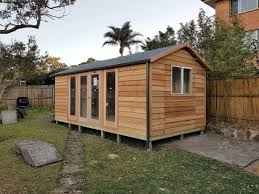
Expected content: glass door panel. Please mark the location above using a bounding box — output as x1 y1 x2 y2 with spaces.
70 77 76 116
80 76 87 118
106 72 116 122
91 75 99 120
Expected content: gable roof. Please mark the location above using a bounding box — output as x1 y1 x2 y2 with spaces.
53 43 210 77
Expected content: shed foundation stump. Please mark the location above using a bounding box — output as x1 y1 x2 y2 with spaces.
180 134 184 141
200 130 204 135
78 126 82 133
101 131 105 139
117 135 121 144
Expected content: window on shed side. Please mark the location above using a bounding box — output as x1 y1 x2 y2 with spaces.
183 68 192 94
172 66 192 95
172 67 181 94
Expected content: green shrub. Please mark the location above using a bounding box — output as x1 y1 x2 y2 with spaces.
0 101 8 112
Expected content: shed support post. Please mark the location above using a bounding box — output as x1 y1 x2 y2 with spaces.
117 135 121 144
78 126 82 133
200 130 204 135
146 61 151 152
101 131 105 139
180 134 184 141
55 120 59 125
68 123 71 129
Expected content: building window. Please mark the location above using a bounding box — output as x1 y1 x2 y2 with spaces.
246 29 259 48
70 77 76 116
231 0 238 15
171 66 192 95
238 0 259 13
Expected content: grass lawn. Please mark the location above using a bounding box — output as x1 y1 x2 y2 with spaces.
1 109 259 194
83 135 259 194
0 109 68 193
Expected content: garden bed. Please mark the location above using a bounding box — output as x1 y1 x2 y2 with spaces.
207 119 259 142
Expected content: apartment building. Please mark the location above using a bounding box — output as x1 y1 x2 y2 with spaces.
202 0 259 41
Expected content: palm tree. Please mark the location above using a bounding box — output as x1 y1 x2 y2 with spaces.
103 21 143 56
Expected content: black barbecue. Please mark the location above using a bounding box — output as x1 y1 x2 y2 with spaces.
16 97 29 118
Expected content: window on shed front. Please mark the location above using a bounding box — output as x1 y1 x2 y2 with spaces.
172 66 192 95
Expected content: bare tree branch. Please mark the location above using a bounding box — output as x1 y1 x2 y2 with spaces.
0 0 76 34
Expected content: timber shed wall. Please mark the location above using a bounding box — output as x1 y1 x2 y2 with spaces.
150 49 206 141
55 46 207 143
55 64 147 140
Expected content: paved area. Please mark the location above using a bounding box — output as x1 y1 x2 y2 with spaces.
161 133 259 168
54 130 85 194
246 160 259 176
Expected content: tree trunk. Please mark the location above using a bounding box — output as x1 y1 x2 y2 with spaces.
119 47 124 56
0 84 10 102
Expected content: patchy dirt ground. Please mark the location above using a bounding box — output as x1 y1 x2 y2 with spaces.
54 130 85 194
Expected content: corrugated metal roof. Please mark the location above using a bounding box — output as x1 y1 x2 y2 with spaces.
53 45 179 77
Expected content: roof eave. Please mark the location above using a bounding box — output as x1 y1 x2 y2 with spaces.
52 59 150 77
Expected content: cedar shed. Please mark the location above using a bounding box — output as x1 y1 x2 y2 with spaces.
54 43 210 149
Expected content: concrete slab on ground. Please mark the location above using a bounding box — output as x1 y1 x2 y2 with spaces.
161 134 259 167
14 139 62 167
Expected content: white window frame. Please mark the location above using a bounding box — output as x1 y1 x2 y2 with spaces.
238 0 259 14
171 65 192 95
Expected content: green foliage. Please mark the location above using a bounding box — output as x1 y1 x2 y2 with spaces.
80 57 96 65
0 101 7 111
177 9 257 79
142 26 177 51
208 17 257 78
27 56 68 85
0 37 67 86
103 21 143 56
0 36 48 100
178 9 215 59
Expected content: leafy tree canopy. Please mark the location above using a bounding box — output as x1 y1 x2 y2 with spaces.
177 9 258 78
0 0 76 34
178 9 215 59
0 36 46 99
142 26 177 51
79 57 96 65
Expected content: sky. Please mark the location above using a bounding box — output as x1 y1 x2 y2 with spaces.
0 0 214 66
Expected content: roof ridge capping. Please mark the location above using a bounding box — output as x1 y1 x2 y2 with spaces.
150 43 211 70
